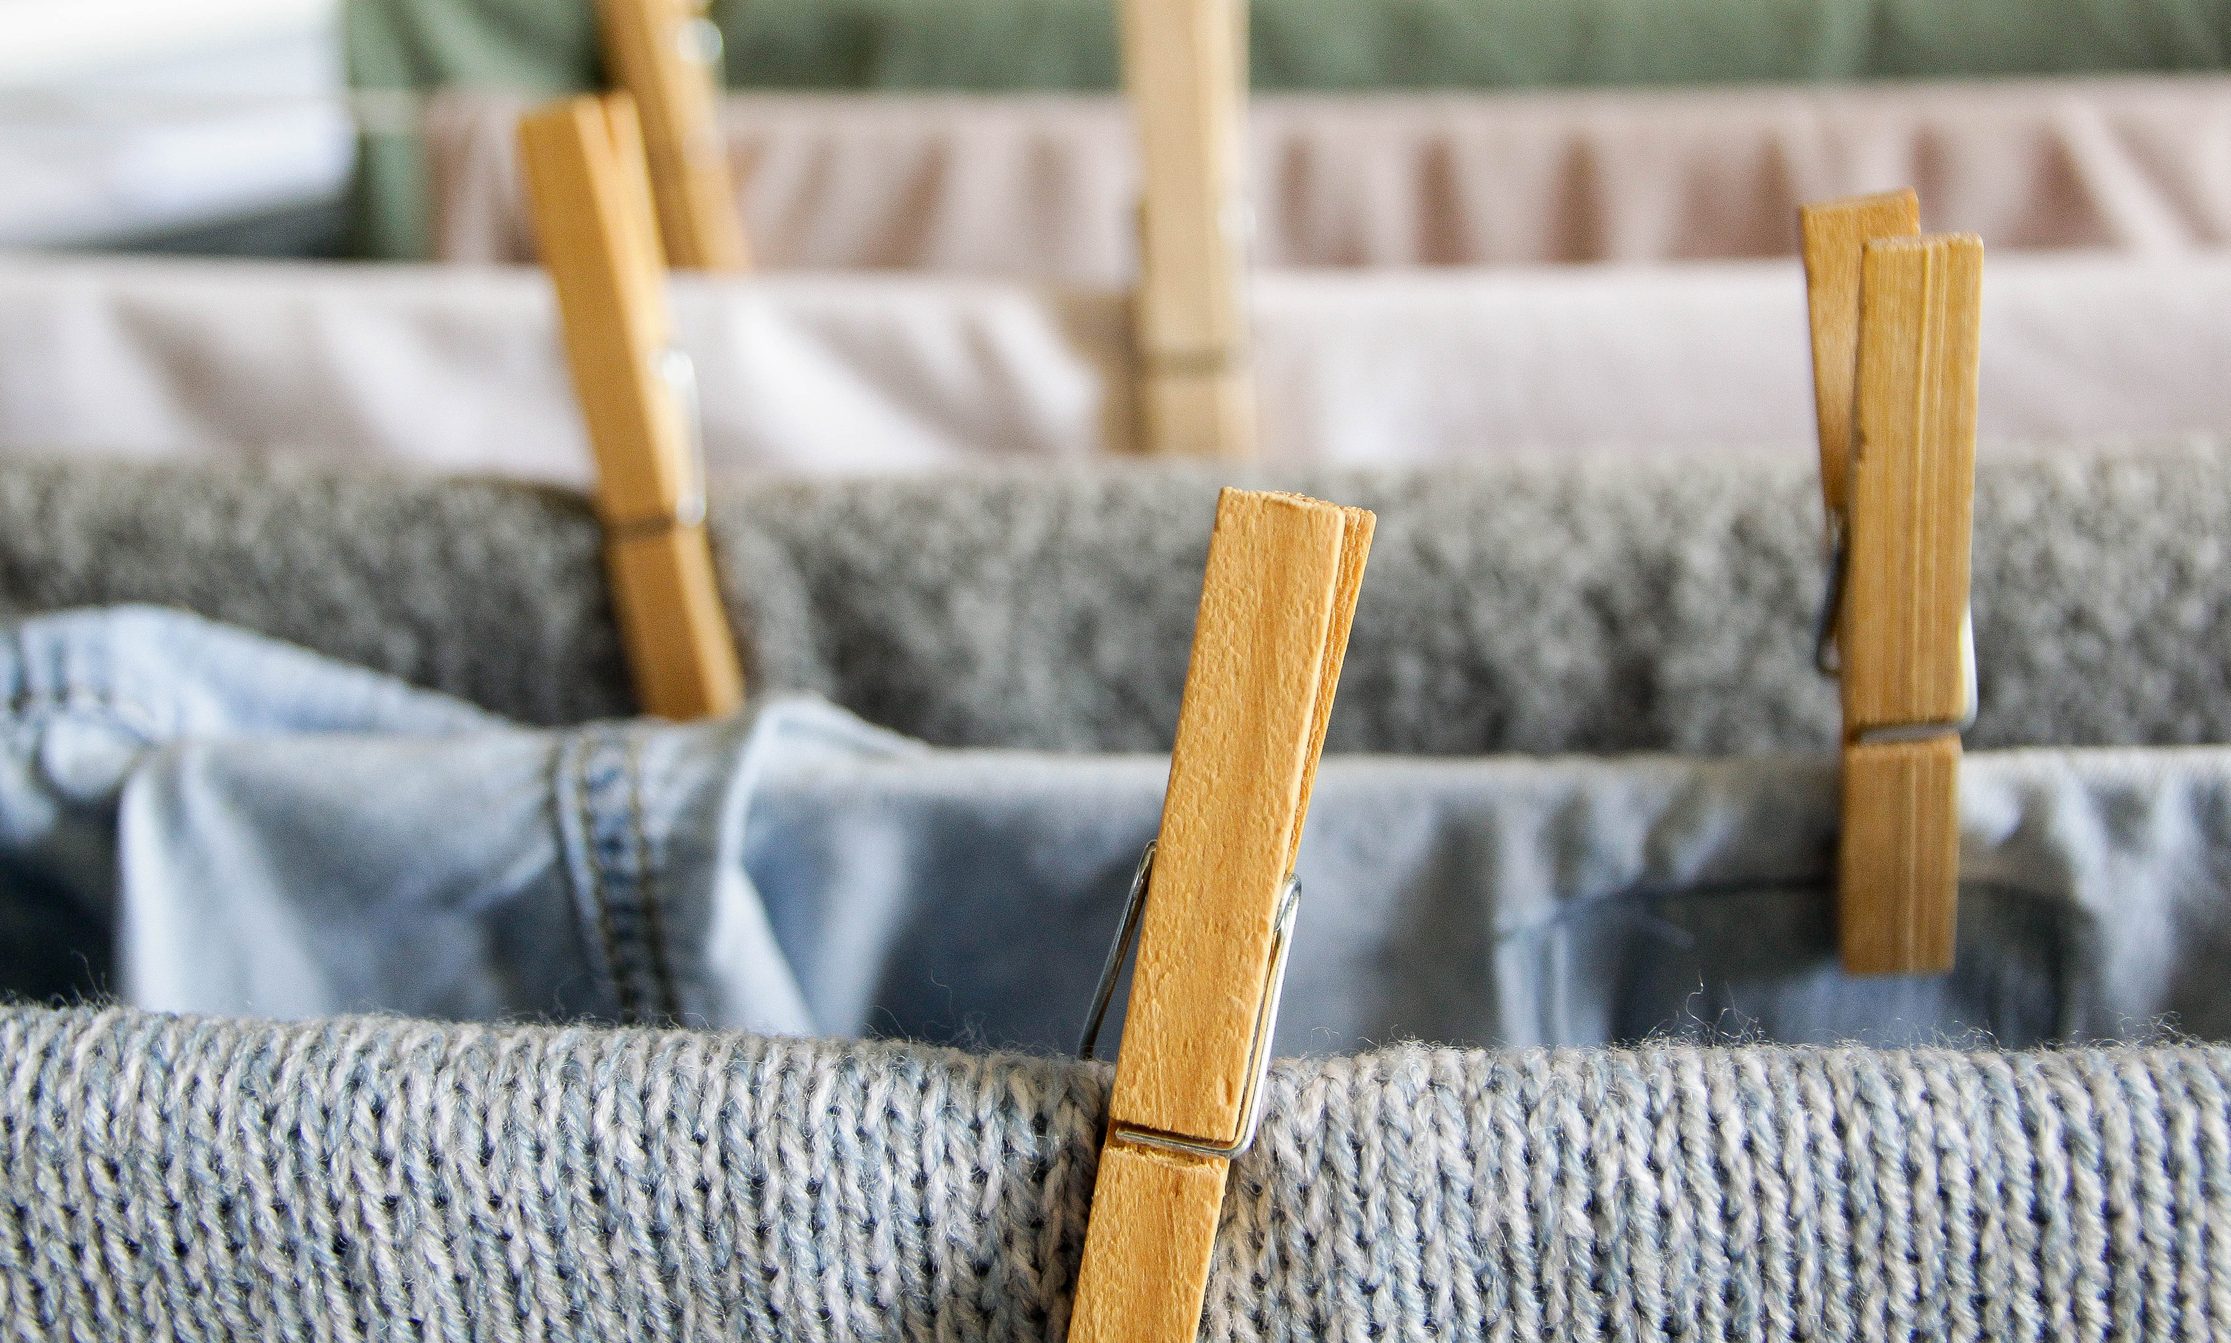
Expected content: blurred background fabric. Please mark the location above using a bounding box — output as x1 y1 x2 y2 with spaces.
352 0 2231 93
7 251 2231 473
5 446 2227 756
346 0 2231 255
0 0 354 254
424 79 2231 272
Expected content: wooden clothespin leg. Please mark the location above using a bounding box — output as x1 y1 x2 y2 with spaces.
1124 0 1254 458
1803 195 1981 975
599 0 750 271
519 95 746 720
1068 489 1373 1343
1801 190 1919 526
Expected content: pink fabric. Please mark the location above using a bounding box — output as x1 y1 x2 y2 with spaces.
5 252 2229 481
432 77 2231 275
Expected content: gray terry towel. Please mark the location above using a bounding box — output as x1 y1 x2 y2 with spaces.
2 440 2228 752
4 1005 2229 1342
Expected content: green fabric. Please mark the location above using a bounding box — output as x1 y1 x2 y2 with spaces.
350 0 2231 94
346 0 592 258
344 0 2231 256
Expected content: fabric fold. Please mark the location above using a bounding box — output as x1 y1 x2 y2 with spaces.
8 606 2231 1051
427 80 2231 273
15 253 2231 473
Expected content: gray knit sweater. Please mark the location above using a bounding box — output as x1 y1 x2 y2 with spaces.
2 441 2229 752
3 1004 2227 1341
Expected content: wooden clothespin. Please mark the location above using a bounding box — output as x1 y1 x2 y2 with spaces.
1800 193 1982 974
518 94 745 720
1068 488 1373 1343
1123 0 1254 458
598 0 750 272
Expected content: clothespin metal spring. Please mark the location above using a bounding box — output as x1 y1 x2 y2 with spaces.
601 346 709 540
1813 512 1979 742
675 12 723 65
1077 841 1300 1161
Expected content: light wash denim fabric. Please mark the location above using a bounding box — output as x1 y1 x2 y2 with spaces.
7 606 2231 1050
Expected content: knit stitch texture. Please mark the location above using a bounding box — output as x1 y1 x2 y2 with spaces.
2 1005 2227 1340
3 442 2230 752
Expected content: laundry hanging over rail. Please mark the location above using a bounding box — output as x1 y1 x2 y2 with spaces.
3 450 2228 750
6 602 2231 1046
13 254 2231 472
421 79 2231 271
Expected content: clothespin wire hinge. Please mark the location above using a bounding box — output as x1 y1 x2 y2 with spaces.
602 345 709 539
677 14 722 65
1077 841 1300 1160
1811 507 1979 740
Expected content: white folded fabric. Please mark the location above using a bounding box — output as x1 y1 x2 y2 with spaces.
4 251 2229 478
429 77 2231 273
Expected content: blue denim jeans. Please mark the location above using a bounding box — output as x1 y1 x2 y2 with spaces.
7 606 2231 1050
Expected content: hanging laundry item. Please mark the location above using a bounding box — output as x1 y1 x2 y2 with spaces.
4 1004 2227 1340
350 0 2231 106
425 79 2231 272
12 254 2231 472
3 451 2230 752
348 0 2231 256
7 605 2231 1047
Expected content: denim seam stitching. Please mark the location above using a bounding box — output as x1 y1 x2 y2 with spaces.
576 735 640 1023
622 734 681 1022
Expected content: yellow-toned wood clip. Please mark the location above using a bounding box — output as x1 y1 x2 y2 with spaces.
1067 488 1373 1343
1124 0 1254 458
1800 191 1983 975
518 94 746 721
598 0 751 272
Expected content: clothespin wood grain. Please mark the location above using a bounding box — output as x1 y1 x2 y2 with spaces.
1801 189 1919 525
1068 488 1373 1343
598 0 750 272
1123 0 1254 458
1803 195 1981 975
1838 233 1981 975
519 95 745 720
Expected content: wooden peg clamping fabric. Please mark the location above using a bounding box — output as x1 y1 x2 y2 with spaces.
1802 195 1981 975
598 0 751 272
1838 233 1982 975
518 95 745 720
1067 488 1373 1343
1123 0 1254 458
